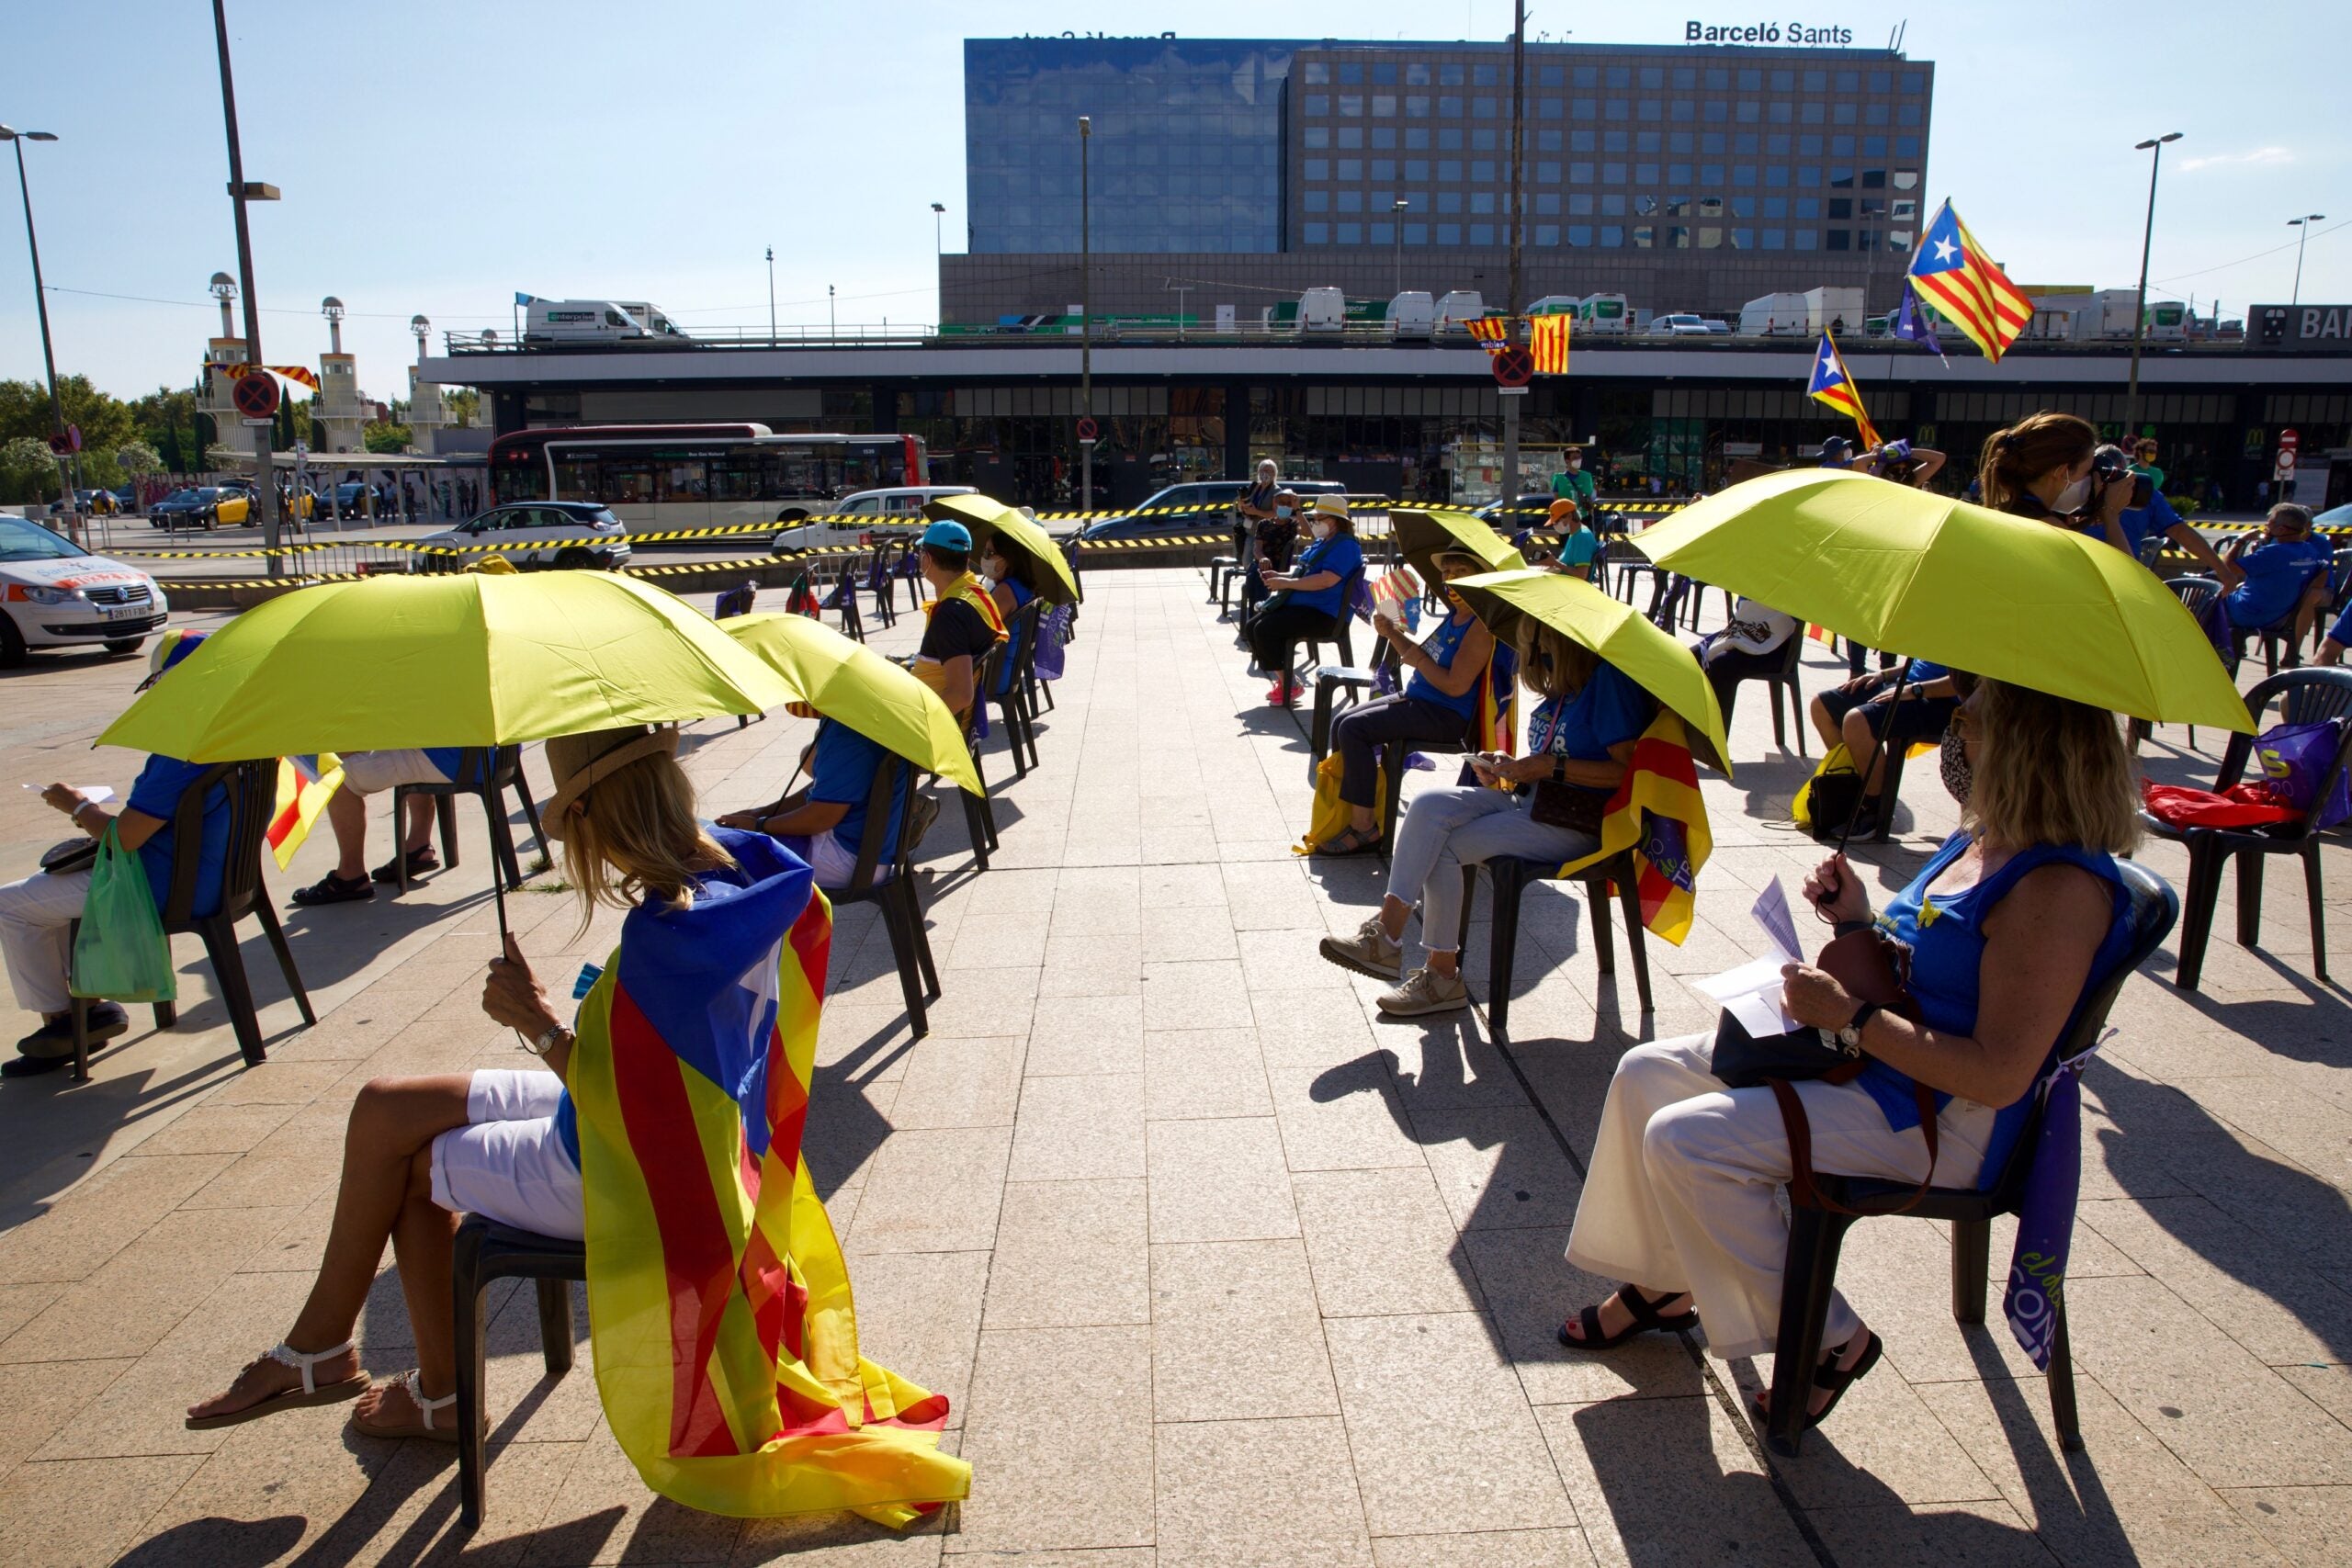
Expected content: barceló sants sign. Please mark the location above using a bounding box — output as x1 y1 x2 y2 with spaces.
1685 19 1857 43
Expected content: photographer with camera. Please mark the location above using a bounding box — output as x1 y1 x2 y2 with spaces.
2091 444 2240 583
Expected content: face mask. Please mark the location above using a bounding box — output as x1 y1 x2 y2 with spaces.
1939 726 1973 807
1276 504 1293 519
1312 520 1333 540
2052 476 2092 514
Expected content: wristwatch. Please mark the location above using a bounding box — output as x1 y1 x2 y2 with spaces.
526 1024 571 1059
1833 1000 1882 1052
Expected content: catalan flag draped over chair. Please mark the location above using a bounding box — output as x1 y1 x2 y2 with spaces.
1805 331 1882 453
568 829 970 1525
266 753 342 869
1556 710 1712 945
1906 199 2030 362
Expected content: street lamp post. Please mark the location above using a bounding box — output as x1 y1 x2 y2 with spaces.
211 0 286 571
931 202 946 331
1079 115 1093 513
2123 131 2182 439
765 247 775 342
1 127 74 536
2289 214 2327 307
1392 197 1408 295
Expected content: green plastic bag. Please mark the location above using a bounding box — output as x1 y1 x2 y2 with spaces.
70 825 177 1004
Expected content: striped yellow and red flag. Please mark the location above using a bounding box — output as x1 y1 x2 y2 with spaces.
266 752 342 869
1465 315 1510 355
1530 313 1571 375
1805 332 1883 453
1557 710 1713 944
569 829 969 1525
1905 199 2031 363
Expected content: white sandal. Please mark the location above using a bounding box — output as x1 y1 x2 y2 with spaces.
185 1338 368 1430
351 1369 459 1444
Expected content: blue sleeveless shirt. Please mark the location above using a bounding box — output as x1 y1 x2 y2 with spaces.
1405 612 1480 720
1858 830 2132 1187
991 579 1035 695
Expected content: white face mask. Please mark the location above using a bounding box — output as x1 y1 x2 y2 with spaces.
2052 476 2092 513
1311 520 1334 540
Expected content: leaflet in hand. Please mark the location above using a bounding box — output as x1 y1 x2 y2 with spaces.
23 784 115 805
1751 875 1804 966
1692 876 1807 1036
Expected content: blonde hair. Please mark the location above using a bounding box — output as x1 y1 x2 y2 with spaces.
1516 622 1599 701
1962 680 2140 856
560 750 733 932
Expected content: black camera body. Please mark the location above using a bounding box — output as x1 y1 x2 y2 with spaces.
2091 446 2154 512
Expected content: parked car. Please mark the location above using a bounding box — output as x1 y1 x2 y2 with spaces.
333 481 387 519
412 501 631 571
770 485 978 556
1072 478 1348 543
0 515 170 666
144 486 241 529
1646 313 1713 337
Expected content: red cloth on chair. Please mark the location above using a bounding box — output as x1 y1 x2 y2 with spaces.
2141 780 2299 829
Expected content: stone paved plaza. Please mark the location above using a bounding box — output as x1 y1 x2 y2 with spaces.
0 565 2347 1567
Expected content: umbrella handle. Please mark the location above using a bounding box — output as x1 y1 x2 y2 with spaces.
1834 663 1911 854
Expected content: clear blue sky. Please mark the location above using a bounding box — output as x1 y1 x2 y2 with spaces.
1 0 2342 401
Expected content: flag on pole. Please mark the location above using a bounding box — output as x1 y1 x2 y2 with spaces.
1806 332 1883 452
1892 280 1947 361
1906 199 2031 362
514 291 537 306
1465 315 1509 354
1530 313 1572 374
266 753 343 869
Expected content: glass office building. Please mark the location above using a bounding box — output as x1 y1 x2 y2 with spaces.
963 37 1931 263
964 37 1295 254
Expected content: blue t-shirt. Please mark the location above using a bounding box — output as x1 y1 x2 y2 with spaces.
991 580 1035 696
1288 533 1363 617
1406 613 1482 721
2328 600 2352 651
423 748 464 778
808 717 907 872
1528 661 1657 764
1903 659 1949 686
2102 490 2181 558
1860 831 2132 1187
2225 536 2334 629
125 754 231 918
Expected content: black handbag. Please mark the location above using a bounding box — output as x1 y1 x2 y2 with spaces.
1527 776 1608 835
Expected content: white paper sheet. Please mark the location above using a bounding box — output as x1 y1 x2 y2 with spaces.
23 784 115 805
1694 955 1804 1037
1751 875 1804 966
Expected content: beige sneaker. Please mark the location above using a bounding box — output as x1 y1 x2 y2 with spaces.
1319 915 1402 979
1377 965 1469 1018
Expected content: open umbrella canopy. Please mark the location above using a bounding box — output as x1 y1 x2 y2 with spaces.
722 612 981 795
1632 468 2253 732
923 493 1081 606
97 570 798 761
1450 568 1731 774
1390 508 1527 582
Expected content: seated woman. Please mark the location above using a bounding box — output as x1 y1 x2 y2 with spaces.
1808 657 1962 836
718 703 910 890
1317 550 1497 856
1248 494 1363 707
182 726 765 1438
981 530 1039 704
0 631 230 1076
1556 680 2140 1433
2220 503 2335 658
1695 596 1800 727
1318 622 1656 1018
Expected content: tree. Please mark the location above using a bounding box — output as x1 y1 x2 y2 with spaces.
116 441 163 477
362 421 413 455
129 385 202 475
0 435 62 504
442 387 481 428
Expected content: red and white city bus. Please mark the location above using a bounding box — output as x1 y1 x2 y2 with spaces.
488 424 930 530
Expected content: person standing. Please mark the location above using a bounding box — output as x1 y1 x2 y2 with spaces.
1236 460 1291 620
1551 446 1598 512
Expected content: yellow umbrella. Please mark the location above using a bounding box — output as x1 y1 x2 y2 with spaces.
721 613 981 795
97 570 797 761
1632 468 2253 731
1390 508 1527 582
1450 568 1731 774
923 493 1082 606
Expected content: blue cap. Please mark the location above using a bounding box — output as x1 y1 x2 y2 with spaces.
920 519 973 551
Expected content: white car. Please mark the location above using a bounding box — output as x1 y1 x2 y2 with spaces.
0 516 170 666
771 485 978 556
412 501 632 571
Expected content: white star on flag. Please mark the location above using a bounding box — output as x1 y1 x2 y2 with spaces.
1818 355 1840 382
1932 235 1958 264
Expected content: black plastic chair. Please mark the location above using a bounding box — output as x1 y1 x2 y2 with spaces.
956 646 1005 871
827 753 942 1038
1765 860 2178 1458
391 747 549 895
68 760 313 1079
451 1216 582 1529
991 599 1046 779
1455 849 1654 1033
1306 640 1402 783
2139 668 2352 991
1300 564 1368 672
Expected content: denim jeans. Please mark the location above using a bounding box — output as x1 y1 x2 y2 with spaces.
1385 785 1598 953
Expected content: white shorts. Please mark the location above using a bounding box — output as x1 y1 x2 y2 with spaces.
341 749 455 796
429 1068 585 1240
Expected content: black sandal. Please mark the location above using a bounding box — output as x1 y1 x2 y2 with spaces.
1315 826 1385 857
1557 1286 1698 1350
1752 1329 1882 1431
370 845 440 884
290 873 374 907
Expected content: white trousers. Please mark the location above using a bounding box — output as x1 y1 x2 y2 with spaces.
1564 1032 1996 1360
0 868 92 1017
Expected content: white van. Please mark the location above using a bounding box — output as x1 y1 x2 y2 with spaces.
1387 291 1436 339
1298 288 1346 333
1525 294 1581 317
523 299 688 344
1434 290 1487 338
1576 293 1632 334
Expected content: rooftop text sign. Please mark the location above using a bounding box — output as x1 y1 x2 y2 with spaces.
1685 20 1858 43
2251 304 2352 354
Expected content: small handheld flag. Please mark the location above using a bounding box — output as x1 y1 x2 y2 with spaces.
1530 312 1571 375
1806 332 1883 453
1893 280 1948 363
1906 200 2031 362
266 753 343 870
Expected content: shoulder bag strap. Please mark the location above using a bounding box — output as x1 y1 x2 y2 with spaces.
1768 1075 1940 1217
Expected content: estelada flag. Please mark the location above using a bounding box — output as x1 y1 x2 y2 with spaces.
1530 313 1571 375
266 752 342 869
1555 710 1712 944
1906 199 2031 363
568 829 969 1525
1805 331 1883 453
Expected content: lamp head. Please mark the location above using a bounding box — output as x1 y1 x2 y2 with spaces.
410 313 429 334
321 296 344 320
931 201 945 214
209 272 238 300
